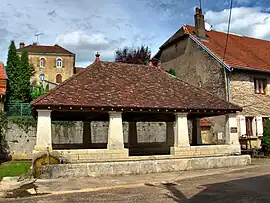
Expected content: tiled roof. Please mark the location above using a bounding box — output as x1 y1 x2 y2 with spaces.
160 25 270 72
31 61 240 112
0 63 7 80
200 118 211 127
17 44 74 55
0 63 7 95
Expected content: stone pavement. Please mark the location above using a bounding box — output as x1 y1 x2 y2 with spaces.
0 158 270 202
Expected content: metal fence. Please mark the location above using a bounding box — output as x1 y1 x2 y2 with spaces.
5 103 32 117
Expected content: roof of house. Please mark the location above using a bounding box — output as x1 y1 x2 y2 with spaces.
0 62 7 95
31 61 240 112
75 67 85 74
159 25 270 72
17 44 74 55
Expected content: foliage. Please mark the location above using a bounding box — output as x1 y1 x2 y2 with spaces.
165 68 176 76
5 41 34 103
17 51 35 102
6 41 20 103
0 112 8 150
115 45 151 65
30 85 47 100
0 161 31 179
262 119 270 151
8 116 37 133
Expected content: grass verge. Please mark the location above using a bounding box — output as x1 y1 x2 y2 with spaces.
0 161 31 180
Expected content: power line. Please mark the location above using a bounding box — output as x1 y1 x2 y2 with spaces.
223 0 233 61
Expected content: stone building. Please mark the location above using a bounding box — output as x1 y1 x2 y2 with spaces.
153 7 270 149
30 56 250 178
17 42 75 86
0 62 7 111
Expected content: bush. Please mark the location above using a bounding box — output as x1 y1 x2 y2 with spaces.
261 119 270 151
165 68 176 76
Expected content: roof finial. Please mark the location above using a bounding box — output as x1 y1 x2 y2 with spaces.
95 52 100 62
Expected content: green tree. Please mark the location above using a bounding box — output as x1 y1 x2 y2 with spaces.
18 51 34 102
261 119 270 151
30 85 46 100
115 45 151 65
6 41 20 102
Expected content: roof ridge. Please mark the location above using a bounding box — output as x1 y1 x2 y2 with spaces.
31 62 97 105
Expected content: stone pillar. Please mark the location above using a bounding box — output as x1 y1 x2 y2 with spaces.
192 118 202 145
166 122 174 146
34 110 52 151
128 122 137 147
107 111 124 149
225 113 240 145
174 113 190 147
83 122 92 147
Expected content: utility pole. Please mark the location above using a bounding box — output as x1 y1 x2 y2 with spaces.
34 33 44 44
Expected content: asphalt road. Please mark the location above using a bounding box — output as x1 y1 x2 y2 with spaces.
2 159 270 203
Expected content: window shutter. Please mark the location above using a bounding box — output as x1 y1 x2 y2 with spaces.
256 116 263 136
239 116 246 136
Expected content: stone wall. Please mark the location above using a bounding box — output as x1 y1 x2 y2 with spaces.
230 70 270 116
158 37 228 139
5 121 167 159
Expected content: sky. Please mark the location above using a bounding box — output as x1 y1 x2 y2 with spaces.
1 0 270 67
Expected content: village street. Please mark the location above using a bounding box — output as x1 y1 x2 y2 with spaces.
1 159 270 203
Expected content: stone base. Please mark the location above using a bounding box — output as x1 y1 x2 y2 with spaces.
39 155 251 179
170 145 241 157
51 149 129 163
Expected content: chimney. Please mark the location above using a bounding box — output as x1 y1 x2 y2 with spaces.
95 52 100 62
19 42 25 48
194 7 206 39
33 42 38 46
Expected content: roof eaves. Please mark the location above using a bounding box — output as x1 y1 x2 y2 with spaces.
232 66 270 73
189 34 231 72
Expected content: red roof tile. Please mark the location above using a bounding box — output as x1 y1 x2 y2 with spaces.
17 44 74 55
0 63 7 80
31 61 240 112
160 25 270 72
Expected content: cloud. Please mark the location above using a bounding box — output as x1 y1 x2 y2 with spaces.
56 31 119 65
205 7 270 39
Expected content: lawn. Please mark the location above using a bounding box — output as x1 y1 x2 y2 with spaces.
0 161 31 180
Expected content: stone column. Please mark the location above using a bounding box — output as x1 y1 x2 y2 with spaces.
107 111 124 149
34 109 52 151
225 113 240 145
174 113 190 147
192 118 202 145
128 122 138 147
166 122 174 147
83 122 92 147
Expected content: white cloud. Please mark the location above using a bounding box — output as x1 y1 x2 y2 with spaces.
205 7 270 39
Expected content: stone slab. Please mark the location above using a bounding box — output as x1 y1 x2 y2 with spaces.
40 155 251 179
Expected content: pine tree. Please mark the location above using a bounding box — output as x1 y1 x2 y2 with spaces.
6 41 20 102
18 51 34 102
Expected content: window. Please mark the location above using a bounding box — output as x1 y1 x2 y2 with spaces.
254 78 267 94
40 58 46 67
56 57 63 68
56 74 62 83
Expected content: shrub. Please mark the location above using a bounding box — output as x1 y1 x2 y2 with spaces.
261 119 270 151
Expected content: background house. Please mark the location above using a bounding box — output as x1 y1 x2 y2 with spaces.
153 7 270 149
16 42 75 86
0 62 7 111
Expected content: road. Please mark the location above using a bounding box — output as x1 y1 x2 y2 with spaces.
1 159 270 203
